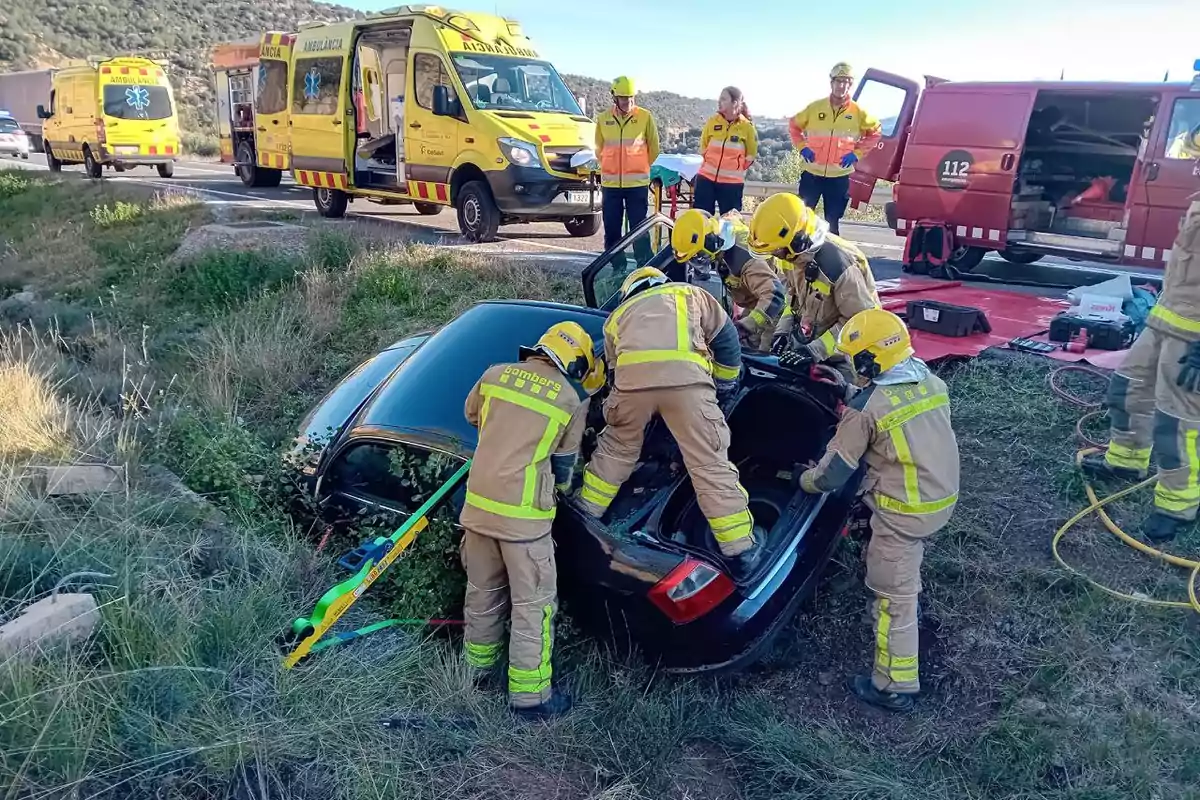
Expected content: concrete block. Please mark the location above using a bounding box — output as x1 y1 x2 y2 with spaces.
26 464 125 497
0 593 100 660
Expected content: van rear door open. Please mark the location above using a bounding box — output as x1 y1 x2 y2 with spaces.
255 33 294 172
848 68 920 208
290 28 353 193
1130 90 1200 263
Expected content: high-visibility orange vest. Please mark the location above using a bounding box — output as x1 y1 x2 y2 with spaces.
789 98 882 179
698 113 758 184
595 106 660 189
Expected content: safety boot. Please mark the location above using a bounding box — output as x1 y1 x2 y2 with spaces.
512 689 573 722
470 664 503 692
1079 452 1147 482
729 526 767 579
1143 512 1182 544
848 674 916 713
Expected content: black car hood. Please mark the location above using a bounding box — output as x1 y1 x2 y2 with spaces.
352 300 607 451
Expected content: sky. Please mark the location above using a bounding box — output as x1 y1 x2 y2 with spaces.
335 0 1199 118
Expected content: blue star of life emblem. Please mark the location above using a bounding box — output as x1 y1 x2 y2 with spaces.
304 68 322 100
125 87 150 111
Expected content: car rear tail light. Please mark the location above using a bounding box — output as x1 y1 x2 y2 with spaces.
648 558 735 624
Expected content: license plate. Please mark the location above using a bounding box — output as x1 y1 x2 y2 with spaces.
566 191 590 204
115 145 139 155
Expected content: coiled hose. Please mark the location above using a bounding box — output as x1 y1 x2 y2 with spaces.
1048 365 1200 613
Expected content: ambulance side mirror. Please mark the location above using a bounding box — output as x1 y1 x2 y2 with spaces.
36 105 51 120
432 85 460 118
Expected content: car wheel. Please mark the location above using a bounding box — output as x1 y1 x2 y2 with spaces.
948 245 987 271
83 147 102 179
564 214 600 238
314 187 349 218
157 162 175 178
46 146 62 173
455 180 500 243
20 153 28 160
414 202 441 216
999 248 1044 265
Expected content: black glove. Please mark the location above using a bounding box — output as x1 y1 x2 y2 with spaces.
778 348 815 373
1179 341 1200 393
771 331 791 356
716 377 739 404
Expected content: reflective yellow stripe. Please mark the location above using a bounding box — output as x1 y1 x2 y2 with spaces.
712 361 740 381
616 349 714 371
888 654 919 683
748 309 768 326
1150 304 1200 334
606 284 680 337
811 279 832 295
583 471 619 498
465 641 502 668
465 491 556 520
479 385 571 427
888 427 921 506
674 288 689 352
876 394 949 433
608 285 724 377
579 485 612 508
523 419 562 508
509 603 554 696
817 329 836 354
875 492 958 515
480 396 491 426
709 508 753 542
875 597 891 659
1105 441 1152 470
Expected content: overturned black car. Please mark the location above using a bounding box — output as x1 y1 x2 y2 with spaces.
291 216 861 672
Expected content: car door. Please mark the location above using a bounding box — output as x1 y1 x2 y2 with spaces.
847 67 922 208
581 214 677 310
320 439 467 523
290 29 352 189
1127 91 1200 266
254 33 295 171
405 49 459 200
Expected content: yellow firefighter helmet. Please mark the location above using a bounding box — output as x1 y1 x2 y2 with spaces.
611 76 636 97
747 193 827 258
620 266 669 299
830 62 854 80
520 321 597 383
671 209 733 262
837 308 914 379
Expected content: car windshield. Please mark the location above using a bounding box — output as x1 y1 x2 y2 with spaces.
102 84 173 121
450 54 582 115
0 118 19 132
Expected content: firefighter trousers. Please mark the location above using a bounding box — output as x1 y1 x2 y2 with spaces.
580 385 756 556
460 528 558 708
1105 326 1200 521
863 503 951 694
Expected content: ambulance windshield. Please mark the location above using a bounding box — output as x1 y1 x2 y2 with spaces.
451 54 583 116
102 85 173 121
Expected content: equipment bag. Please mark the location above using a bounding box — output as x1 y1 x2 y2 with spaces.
902 221 955 278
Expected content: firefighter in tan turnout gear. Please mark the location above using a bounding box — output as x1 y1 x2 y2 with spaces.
670 208 787 352
1082 197 1200 543
578 266 764 575
748 193 879 371
799 308 960 713
460 321 604 721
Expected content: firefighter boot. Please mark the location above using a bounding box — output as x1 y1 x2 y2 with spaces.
730 526 766 579
1142 512 1182 544
512 689 573 722
1079 452 1148 483
848 674 916 713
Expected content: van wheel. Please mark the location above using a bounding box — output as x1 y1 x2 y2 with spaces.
83 147 102 179
314 187 348 218
236 141 258 186
258 169 282 188
564 214 600 238
999 248 1043 265
157 162 175 178
456 181 500 243
46 146 62 173
948 245 987 271
414 202 441 216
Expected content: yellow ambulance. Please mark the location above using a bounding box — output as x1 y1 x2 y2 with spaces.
37 56 180 179
289 5 598 241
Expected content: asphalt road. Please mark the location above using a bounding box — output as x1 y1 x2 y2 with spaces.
3 153 1153 297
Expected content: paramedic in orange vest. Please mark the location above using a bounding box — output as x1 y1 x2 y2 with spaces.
789 63 882 236
595 76 661 252
694 86 758 215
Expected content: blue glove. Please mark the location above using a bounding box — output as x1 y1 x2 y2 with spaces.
840 152 859 168
799 147 816 163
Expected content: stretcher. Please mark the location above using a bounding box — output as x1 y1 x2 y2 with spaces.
650 153 704 220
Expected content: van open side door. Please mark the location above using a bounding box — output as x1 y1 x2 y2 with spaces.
848 68 921 207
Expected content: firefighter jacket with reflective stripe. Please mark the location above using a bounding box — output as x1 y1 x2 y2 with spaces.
778 234 880 360
698 113 758 184
1148 201 1200 342
595 106 660 189
803 373 960 528
604 283 742 391
789 97 882 179
720 246 786 335
461 358 591 541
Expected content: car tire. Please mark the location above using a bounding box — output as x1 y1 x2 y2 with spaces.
948 245 987 271
20 153 28 160
414 202 441 216
314 187 349 218
157 162 175 178
456 180 500 243
46 146 62 173
999 248 1044 265
83 147 102 179
258 168 282 188
564 214 600 238
236 141 259 187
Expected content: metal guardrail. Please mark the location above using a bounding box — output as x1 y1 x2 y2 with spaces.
743 180 892 205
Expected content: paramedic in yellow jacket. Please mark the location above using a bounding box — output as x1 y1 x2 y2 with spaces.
789 63 882 235
748 193 879 369
595 76 661 253
461 321 604 721
800 308 960 713
671 208 786 352
579 266 764 576
694 86 758 215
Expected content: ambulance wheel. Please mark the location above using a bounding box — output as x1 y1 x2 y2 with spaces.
456 181 500 243
948 245 986 271
83 147 102 180
414 202 441 216
564 214 600 238
314 187 348 218
999 248 1043 265
46 146 62 173
257 169 282 188
236 142 258 186
157 162 175 178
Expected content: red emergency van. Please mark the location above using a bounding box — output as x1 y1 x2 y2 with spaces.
850 61 1200 270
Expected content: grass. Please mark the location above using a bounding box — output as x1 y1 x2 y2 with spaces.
2 169 1200 798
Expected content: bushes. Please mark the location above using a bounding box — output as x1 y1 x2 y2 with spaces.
0 170 32 199
168 250 299 312
181 131 221 159
90 200 145 227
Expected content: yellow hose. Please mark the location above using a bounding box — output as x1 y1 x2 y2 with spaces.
1054 448 1200 612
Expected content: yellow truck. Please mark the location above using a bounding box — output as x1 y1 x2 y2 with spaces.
37 56 180 179
288 5 599 241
